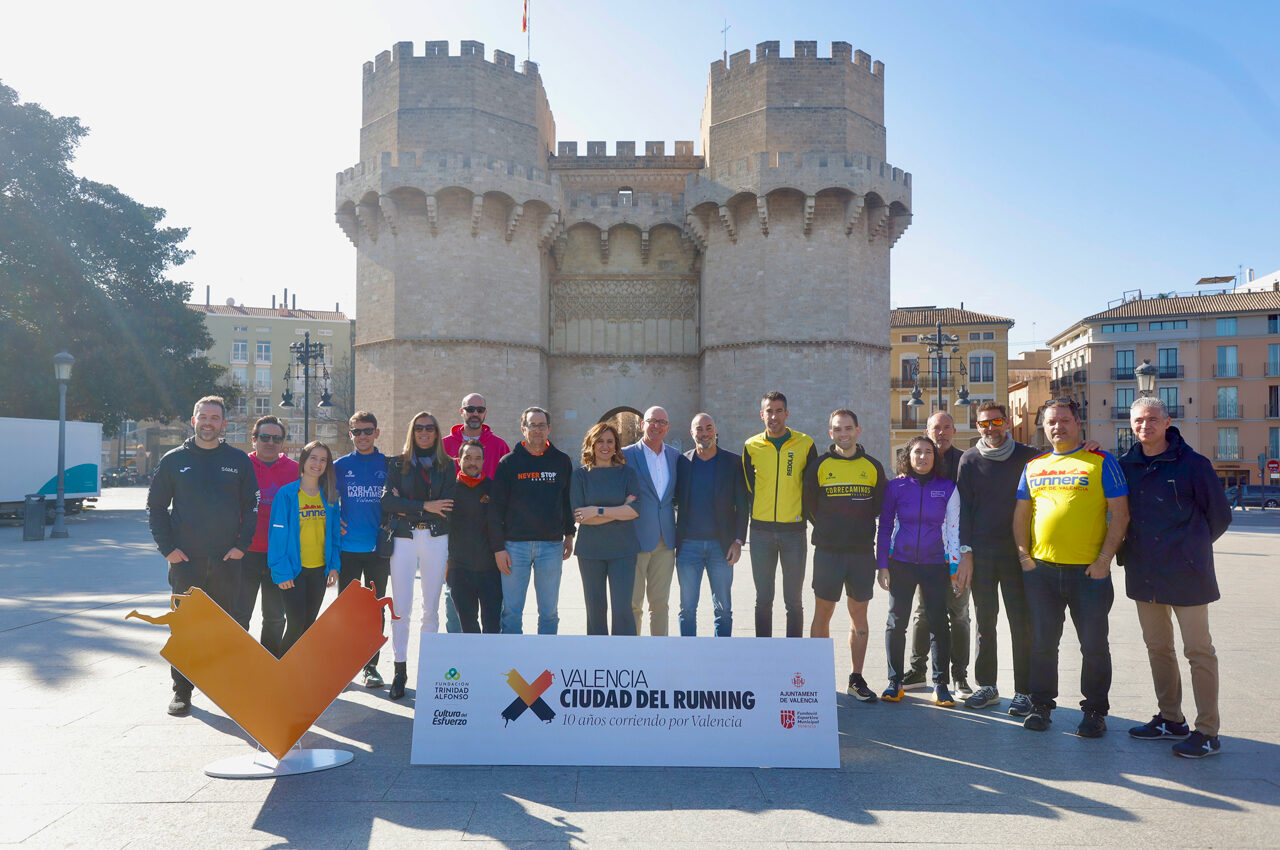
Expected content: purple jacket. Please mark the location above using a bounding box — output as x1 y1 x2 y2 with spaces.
876 474 960 571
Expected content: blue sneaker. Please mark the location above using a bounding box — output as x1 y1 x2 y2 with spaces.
1172 731 1221 758
1129 714 1190 741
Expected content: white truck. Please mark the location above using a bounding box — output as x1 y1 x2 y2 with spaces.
0 417 103 521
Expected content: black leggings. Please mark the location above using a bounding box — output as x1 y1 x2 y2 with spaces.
280 567 328 656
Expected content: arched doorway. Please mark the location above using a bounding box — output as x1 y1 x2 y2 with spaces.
599 406 643 447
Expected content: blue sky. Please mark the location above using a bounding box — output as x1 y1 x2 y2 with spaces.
3 0 1277 352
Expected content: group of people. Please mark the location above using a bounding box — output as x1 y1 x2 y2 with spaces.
147 388 1229 758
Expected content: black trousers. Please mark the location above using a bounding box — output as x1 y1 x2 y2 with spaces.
280 567 328 656
235 550 285 658
168 555 242 697
339 550 390 667
971 546 1033 693
885 559 953 687
447 564 503 634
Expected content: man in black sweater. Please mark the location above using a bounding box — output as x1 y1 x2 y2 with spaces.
447 441 504 633
952 402 1041 715
146 396 259 717
489 407 576 634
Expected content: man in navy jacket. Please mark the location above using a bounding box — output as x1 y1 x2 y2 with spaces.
1120 397 1231 758
673 413 749 636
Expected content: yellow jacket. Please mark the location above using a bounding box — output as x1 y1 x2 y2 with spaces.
742 429 817 529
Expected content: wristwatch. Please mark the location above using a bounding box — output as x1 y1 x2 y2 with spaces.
597 507 604 516
959 545 973 554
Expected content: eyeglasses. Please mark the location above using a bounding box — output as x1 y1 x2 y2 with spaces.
255 433 284 443
414 423 438 433
523 422 550 431
976 418 1005 429
463 406 486 414
349 427 376 436
645 419 669 427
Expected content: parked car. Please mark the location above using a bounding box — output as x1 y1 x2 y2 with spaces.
101 467 137 487
1225 484 1280 508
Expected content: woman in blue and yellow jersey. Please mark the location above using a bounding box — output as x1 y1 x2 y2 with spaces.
268 441 341 657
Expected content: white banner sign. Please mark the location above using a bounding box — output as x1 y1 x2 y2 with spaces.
411 634 838 768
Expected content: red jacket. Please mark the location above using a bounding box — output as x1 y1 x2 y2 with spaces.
249 452 299 553
442 423 511 480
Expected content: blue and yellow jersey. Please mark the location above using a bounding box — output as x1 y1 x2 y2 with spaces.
1017 447 1128 564
298 490 328 569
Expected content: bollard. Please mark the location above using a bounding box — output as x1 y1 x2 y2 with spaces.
22 495 45 542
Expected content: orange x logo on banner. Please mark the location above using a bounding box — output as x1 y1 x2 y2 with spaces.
502 668 555 725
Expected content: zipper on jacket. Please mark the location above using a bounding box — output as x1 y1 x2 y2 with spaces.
915 477 925 562
772 441 782 522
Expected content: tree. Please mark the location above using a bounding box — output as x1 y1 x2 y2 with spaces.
0 81 225 436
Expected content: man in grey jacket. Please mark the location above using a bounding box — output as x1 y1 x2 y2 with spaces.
622 406 680 635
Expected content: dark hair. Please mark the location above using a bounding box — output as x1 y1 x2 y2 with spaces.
252 415 286 440
1042 398 1080 421
521 406 550 428
299 440 337 504
761 390 787 409
349 410 377 428
457 439 485 459
896 435 938 477
977 401 1007 418
581 422 625 468
830 408 859 427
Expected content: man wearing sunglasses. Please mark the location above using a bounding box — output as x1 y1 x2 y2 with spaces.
334 411 392 688
953 402 1041 716
235 415 298 658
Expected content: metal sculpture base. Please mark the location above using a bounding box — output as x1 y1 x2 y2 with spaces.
204 746 353 779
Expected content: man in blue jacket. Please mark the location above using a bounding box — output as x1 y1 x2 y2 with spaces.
1120 397 1231 758
623 406 680 635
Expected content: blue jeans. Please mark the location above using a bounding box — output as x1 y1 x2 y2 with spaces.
1023 560 1114 714
749 526 807 637
500 539 563 634
676 539 734 636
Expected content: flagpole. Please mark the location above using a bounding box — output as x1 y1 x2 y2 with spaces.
526 0 531 62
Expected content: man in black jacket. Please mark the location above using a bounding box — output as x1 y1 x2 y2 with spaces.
954 402 1041 716
146 396 259 717
673 413 749 637
447 441 503 633
1120 397 1231 758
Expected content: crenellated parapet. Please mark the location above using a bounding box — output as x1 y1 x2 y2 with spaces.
362 40 542 82
551 140 701 169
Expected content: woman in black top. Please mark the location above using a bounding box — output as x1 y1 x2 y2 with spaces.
382 411 456 699
571 423 640 635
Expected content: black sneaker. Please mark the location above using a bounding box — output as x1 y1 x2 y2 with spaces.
1129 714 1190 741
167 693 191 717
934 685 955 707
1023 705 1052 731
1076 710 1107 738
953 676 973 698
1008 693 1033 717
1172 731 1221 758
901 668 928 691
847 673 878 703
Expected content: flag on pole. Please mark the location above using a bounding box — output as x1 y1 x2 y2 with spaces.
522 0 528 33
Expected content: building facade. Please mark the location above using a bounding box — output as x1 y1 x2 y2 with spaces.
335 39 912 462
1046 287 1280 487
889 306 1014 452
1007 349 1051 449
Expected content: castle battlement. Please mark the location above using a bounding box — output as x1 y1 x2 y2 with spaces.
337 150 554 189
362 40 540 79
709 40 884 77
550 140 702 168
685 151 911 210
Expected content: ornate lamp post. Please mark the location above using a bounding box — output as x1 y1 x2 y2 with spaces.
51 351 75 539
920 320 972 413
279 331 332 444
1135 359 1158 398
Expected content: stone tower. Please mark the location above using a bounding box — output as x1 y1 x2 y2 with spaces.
336 40 911 461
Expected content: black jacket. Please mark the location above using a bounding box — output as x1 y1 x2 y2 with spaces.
803 444 885 553
937 444 963 482
674 447 749 556
489 441 576 543
1117 426 1232 606
382 454 457 538
147 438 258 558
448 476 503 570
956 441 1042 551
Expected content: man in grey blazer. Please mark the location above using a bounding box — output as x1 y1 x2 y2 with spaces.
622 406 680 635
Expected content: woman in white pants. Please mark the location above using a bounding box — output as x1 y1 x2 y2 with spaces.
381 411 455 700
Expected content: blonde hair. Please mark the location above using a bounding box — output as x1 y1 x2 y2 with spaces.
399 411 449 476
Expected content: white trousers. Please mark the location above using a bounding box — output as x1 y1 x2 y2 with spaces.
388 529 449 662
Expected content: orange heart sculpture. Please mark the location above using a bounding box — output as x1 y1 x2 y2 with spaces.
127 581 394 759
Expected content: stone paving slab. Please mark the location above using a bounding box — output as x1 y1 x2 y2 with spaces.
1 488 1278 847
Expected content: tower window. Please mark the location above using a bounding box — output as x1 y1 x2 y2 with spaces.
618 188 634 206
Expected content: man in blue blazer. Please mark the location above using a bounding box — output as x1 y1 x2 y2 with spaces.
622 406 680 635
674 413 749 636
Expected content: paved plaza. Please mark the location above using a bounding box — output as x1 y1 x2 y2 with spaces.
1 487 1278 848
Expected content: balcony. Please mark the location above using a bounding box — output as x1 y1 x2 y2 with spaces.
1214 445 1242 461
891 418 923 431
1268 405 1280 419
1214 405 1242 420
1058 374 1075 388
1113 408 1131 420
1266 362 1280 378
1213 363 1243 378
1110 367 1135 381
1158 365 1184 379
1073 369 1088 383
1167 405 1184 418
1049 379 1060 394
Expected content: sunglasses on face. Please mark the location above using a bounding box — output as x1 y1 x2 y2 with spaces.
350 427 376 436
976 418 1005 428
414 423 438 433
463 406 486 414
255 433 284 443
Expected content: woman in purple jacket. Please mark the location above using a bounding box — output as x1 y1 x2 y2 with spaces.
876 436 961 706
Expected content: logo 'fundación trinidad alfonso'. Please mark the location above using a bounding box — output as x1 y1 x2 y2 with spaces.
444 667 460 681
502 668 556 726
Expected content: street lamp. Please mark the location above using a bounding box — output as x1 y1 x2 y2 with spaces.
51 351 75 539
920 320 973 412
278 331 332 444
1135 359 1158 398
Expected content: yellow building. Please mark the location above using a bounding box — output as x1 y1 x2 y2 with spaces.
890 306 1015 452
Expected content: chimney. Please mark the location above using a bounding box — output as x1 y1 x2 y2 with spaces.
205 285 210 306
272 295 276 308
335 302 340 313
1247 268 1255 282
292 294 296 310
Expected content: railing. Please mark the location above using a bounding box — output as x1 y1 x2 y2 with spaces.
1215 405 1242 420
1267 405 1280 419
1110 367 1135 381
1115 404 1185 419
891 418 922 431
1213 363 1243 378
1167 405 1184 418
1158 365 1184 378
1049 379 1060 394
1059 374 1075 388
890 376 958 389
1214 445 1242 461
1266 362 1280 378
1073 370 1088 383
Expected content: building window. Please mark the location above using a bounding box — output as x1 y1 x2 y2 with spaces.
901 334 917 343
1115 349 1135 379
256 327 271 333
968 355 994 383
1116 387 1135 415
254 397 270 416
231 340 248 363
969 332 981 341
254 367 271 393
1117 428 1136 454
318 328 334 336
255 341 271 364
1216 427 1239 460
226 422 248 443
1268 343 1280 377
618 188 633 206
1270 427 1280 460
234 396 247 415
1269 386 1279 419
1216 345 1239 378
1159 386 1179 415
1158 347 1179 378
1217 386 1238 419
1269 314 1279 334
983 332 994 340
1216 317 1237 336
1150 320 1187 331
231 365 247 387
900 358 919 383
1101 323 1139 333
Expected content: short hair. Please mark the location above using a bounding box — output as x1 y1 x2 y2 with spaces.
252 415 286 439
977 401 1007 418
457 439 485 458
193 395 226 417
521 406 550 428
581 422 625 468
829 408 859 427
1042 398 1080 421
926 411 955 429
1130 397 1170 417
896 435 938 477
349 410 377 428
761 390 787 409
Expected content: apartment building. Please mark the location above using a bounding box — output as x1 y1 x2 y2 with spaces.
1046 287 1280 488
890 306 1015 451
1008 349 1051 449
